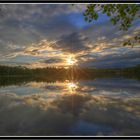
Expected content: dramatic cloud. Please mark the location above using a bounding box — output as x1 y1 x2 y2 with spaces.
80 47 140 68
52 32 90 54
0 4 140 68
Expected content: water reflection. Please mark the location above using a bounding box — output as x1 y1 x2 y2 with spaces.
66 81 78 93
0 78 140 136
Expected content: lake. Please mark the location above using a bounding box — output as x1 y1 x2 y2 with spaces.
0 77 140 136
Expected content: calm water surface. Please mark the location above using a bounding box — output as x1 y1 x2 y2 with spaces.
0 77 140 136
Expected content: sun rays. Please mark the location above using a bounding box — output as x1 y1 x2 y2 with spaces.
66 55 77 66
67 82 78 91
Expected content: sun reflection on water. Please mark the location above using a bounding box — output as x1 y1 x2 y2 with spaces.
66 81 78 93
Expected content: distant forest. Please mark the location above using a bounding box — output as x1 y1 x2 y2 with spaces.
0 65 140 87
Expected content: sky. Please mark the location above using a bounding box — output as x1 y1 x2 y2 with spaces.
0 4 140 68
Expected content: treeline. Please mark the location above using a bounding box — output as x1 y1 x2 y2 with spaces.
0 65 140 80
0 65 66 77
119 65 140 80
0 65 140 87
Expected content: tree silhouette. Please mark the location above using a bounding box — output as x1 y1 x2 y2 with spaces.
0 4 140 47
83 4 140 47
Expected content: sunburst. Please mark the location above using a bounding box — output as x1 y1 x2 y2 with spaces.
66 55 77 66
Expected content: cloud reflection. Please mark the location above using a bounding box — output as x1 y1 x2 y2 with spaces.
0 86 139 136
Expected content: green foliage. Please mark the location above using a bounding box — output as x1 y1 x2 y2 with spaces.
83 4 140 47
123 35 140 47
84 4 140 31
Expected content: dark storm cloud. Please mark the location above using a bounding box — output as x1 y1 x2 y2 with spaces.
0 5 83 50
35 14 78 40
43 58 63 64
53 32 90 54
79 47 140 68
95 49 140 68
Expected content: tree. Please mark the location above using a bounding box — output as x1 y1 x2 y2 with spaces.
83 4 140 47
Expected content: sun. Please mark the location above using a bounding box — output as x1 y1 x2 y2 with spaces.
66 55 77 66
